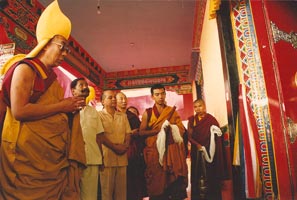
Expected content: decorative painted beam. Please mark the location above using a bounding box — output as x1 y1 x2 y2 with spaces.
104 65 192 93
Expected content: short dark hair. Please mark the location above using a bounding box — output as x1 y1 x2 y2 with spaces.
70 77 85 89
150 84 165 95
127 106 139 116
193 98 205 105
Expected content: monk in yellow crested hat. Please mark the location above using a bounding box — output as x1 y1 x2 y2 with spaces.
26 0 71 58
1 0 72 74
0 1 86 199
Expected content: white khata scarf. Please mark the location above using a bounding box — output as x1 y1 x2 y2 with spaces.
201 125 222 163
156 121 183 166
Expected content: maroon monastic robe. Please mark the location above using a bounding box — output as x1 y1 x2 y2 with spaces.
188 113 225 200
126 110 147 200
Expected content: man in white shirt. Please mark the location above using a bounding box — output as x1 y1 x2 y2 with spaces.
71 78 106 200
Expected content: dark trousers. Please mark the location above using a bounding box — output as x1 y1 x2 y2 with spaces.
150 177 188 200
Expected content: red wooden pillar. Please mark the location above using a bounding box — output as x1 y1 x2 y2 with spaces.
250 1 297 199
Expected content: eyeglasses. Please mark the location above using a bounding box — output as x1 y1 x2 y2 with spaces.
51 41 71 54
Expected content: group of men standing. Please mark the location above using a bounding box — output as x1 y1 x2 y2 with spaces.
73 78 189 200
0 1 226 200
0 0 188 197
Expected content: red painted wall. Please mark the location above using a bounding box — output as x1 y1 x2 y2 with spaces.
250 1 297 199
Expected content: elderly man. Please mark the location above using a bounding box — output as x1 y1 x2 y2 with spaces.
116 92 147 200
0 1 86 199
98 90 131 200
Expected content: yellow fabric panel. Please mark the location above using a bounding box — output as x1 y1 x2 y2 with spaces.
86 86 95 104
209 0 222 19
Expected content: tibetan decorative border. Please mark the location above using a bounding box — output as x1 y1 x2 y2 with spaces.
192 0 206 49
231 0 278 198
166 83 192 95
190 1 205 85
105 65 191 92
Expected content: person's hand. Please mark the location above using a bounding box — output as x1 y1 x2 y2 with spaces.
197 144 203 150
99 159 105 171
60 96 86 113
130 128 139 136
99 164 105 171
112 143 129 155
161 120 170 130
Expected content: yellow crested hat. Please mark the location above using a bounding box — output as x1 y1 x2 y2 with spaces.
86 86 96 105
26 0 71 58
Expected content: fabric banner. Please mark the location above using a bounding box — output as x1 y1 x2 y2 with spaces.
238 84 262 198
